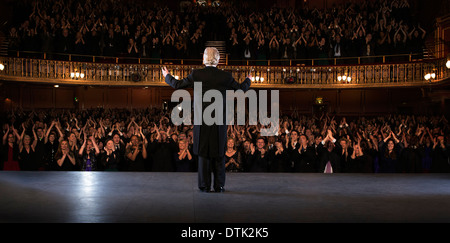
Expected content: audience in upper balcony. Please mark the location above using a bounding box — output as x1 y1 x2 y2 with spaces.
225 0 427 63
6 0 427 64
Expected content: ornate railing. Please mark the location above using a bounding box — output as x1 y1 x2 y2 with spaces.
0 55 449 88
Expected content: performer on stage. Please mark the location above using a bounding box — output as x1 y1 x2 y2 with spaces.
162 47 252 192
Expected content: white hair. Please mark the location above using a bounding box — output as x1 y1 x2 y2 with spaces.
203 47 220 67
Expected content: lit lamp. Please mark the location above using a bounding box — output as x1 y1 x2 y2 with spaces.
315 97 323 105
0 63 4 71
446 60 450 69
260 77 264 82
338 74 351 83
70 71 85 80
424 72 436 81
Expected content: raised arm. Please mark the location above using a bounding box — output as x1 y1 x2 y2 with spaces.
55 121 65 142
57 152 67 167
90 136 100 155
20 123 26 144
79 133 87 156
139 126 148 145
162 66 195 89
12 125 21 145
418 24 426 39
31 126 38 151
154 123 161 141
66 152 76 166
2 125 9 145
141 139 147 159
230 72 252 91
45 121 56 144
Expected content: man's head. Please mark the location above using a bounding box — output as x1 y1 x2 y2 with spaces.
243 140 251 150
315 134 323 145
203 47 220 67
256 137 266 149
325 140 335 152
36 127 44 138
339 138 348 149
178 132 187 141
299 134 308 145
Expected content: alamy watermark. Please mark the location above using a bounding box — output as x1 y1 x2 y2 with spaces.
170 82 279 136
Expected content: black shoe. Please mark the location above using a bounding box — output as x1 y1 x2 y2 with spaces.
214 187 225 193
199 187 211 193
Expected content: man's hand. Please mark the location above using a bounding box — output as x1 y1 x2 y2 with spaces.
161 66 169 78
247 73 253 80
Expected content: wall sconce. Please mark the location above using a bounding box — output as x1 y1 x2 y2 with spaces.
70 71 85 80
315 97 323 105
424 73 435 81
337 75 351 83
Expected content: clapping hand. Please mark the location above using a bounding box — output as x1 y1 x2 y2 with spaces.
250 143 255 154
259 147 265 156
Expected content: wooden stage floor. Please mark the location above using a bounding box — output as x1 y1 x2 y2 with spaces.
1 171 450 223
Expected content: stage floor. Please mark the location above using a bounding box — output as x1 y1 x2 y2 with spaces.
0 171 450 223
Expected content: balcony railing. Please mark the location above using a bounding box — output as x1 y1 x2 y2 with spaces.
0 51 449 88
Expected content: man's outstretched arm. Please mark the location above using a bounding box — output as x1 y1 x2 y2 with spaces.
230 73 252 92
162 66 194 89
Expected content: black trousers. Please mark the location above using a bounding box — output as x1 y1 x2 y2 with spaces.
198 156 225 190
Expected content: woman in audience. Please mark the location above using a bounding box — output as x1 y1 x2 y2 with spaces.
101 138 121 171
225 138 243 172
2 125 21 171
174 139 194 172
78 133 101 171
54 140 78 171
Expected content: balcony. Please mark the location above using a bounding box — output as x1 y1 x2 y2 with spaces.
0 51 449 89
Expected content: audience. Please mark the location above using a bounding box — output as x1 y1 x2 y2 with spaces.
0 0 444 173
225 0 426 63
1 107 449 173
7 0 427 64
7 0 207 61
